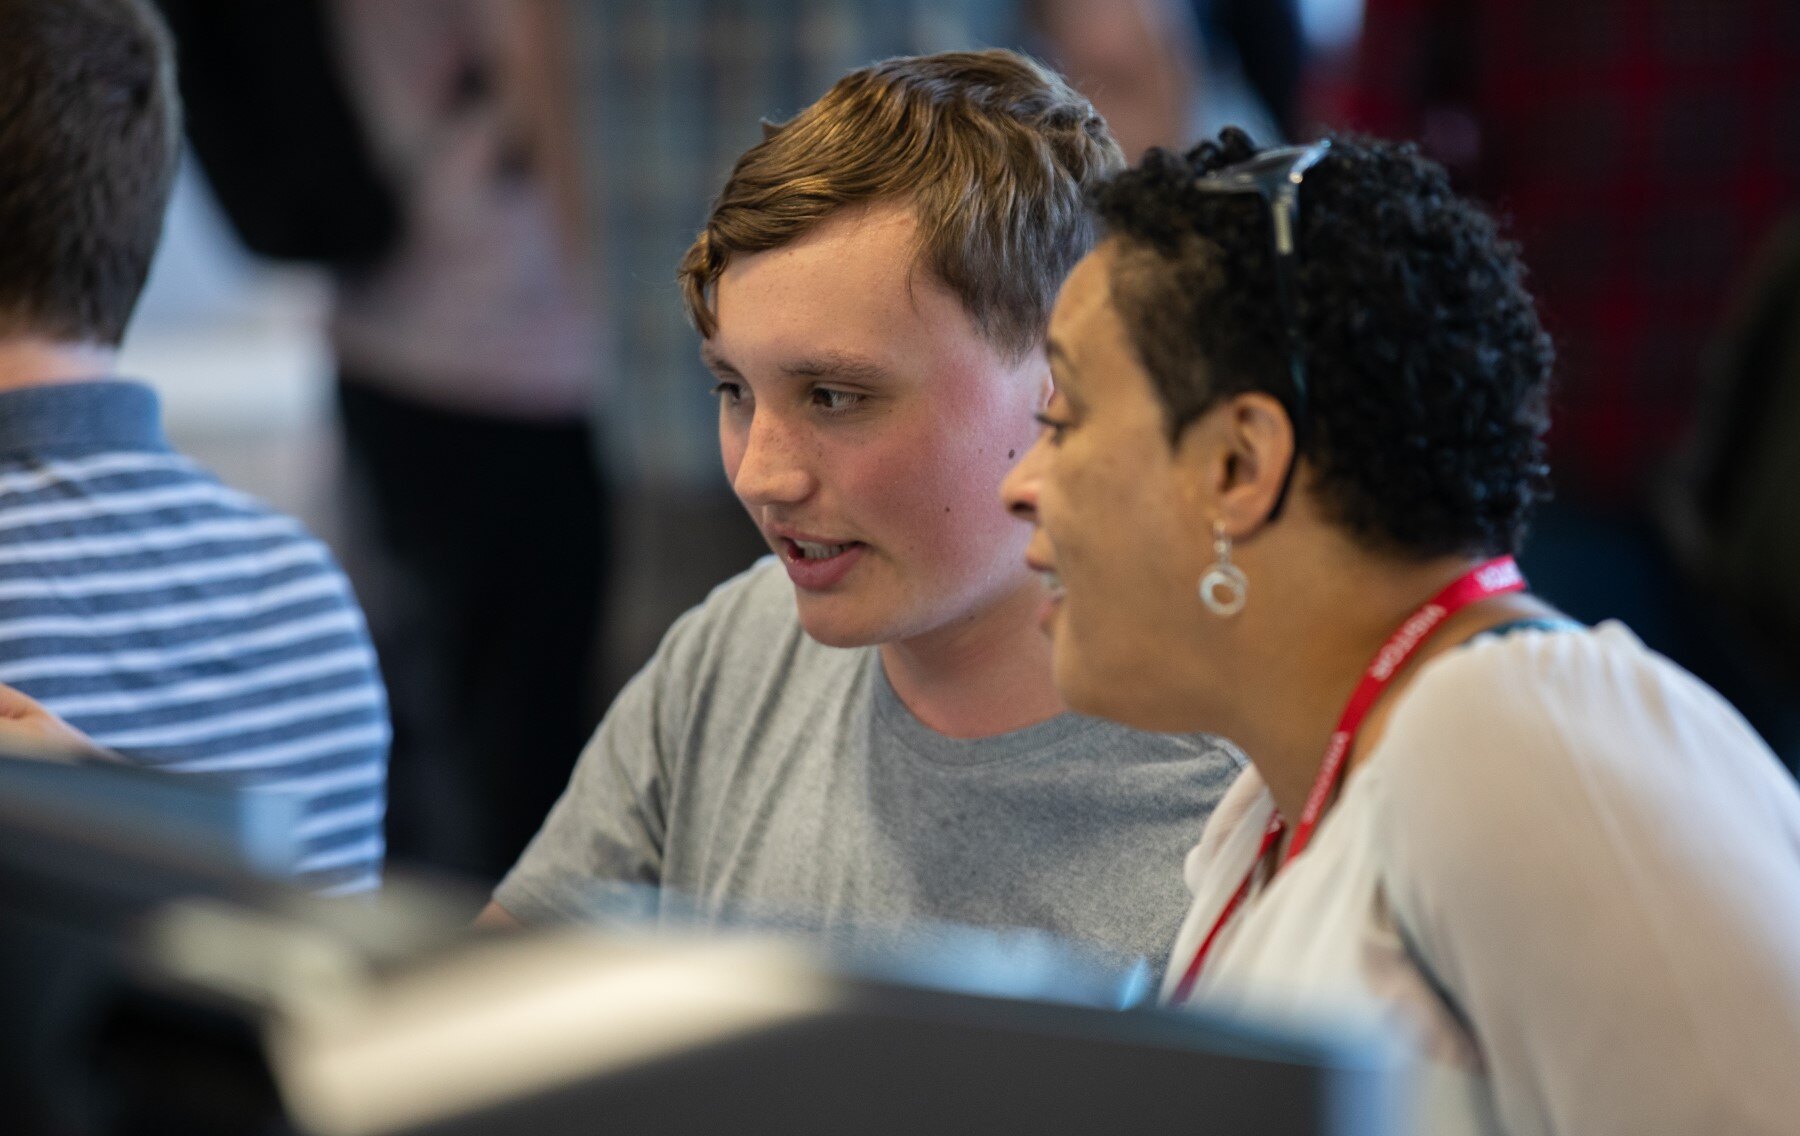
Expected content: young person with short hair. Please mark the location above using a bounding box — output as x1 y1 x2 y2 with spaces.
485 51 1242 970
0 0 389 892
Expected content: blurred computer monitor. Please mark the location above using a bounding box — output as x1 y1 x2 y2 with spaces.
0 747 301 922
0 748 306 1134
254 926 1407 1136
0 748 1411 1136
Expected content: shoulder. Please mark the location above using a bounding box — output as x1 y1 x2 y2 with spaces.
652 556 806 664
1363 620 1789 890
544 557 866 851
691 554 801 626
1358 627 1800 1136
1377 621 1770 793
0 435 311 541
635 556 864 717
0 437 346 588
0 441 374 670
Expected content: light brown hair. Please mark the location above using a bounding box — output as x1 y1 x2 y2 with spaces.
678 49 1123 358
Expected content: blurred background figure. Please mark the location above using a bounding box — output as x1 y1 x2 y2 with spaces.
1326 0 1800 770
1029 0 1202 159
325 0 608 882
1187 0 1308 142
0 0 388 894
159 0 609 883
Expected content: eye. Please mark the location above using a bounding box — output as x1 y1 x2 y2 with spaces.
711 380 745 405
1034 411 1071 443
811 387 866 413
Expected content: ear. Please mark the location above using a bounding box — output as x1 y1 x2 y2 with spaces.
1171 392 1296 535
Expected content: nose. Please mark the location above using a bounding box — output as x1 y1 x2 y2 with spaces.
1000 436 1044 524
730 407 817 508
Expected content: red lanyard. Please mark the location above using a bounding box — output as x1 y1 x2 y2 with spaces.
1168 557 1525 1004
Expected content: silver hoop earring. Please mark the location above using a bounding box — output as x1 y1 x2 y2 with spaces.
1198 521 1247 617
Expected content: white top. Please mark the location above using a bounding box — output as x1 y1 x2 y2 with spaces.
1164 622 1800 1136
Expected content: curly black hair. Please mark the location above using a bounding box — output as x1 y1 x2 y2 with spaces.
1093 127 1554 559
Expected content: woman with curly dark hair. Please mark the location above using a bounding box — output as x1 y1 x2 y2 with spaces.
1002 128 1800 1134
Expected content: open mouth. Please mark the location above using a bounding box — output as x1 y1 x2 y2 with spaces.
777 536 868 590
789 538 859 561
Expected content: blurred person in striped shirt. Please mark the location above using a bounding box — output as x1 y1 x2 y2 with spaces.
0 0 389 893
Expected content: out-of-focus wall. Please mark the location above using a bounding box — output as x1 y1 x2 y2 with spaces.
117 158 345 546
1297 0 1360 50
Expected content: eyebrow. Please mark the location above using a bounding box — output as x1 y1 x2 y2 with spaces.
780 350 893 385
699 346 738 375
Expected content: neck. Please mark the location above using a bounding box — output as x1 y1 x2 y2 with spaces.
0 338 118 391
879 574 1066 738
1223 548 1542 825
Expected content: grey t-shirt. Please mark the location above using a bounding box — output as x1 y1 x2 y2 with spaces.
495 558 1244 971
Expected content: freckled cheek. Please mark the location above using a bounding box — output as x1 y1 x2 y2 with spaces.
717 418 748 484
876 440 1011 563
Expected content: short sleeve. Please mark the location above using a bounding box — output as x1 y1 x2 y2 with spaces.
489 592 726 924
1372 626 1800 1136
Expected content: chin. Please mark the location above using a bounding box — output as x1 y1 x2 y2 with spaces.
798 622 884 649
792 594 894 649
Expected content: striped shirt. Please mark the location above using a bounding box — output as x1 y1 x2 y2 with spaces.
0 381 389 893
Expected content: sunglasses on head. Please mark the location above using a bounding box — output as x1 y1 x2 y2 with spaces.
1190 138 1331 520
